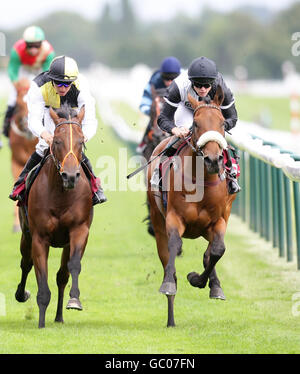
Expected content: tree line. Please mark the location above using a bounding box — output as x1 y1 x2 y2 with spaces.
2 0 300 79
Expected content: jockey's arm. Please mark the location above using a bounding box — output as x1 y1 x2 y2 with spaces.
157 81 181 134
27 81 50 139
217 74 238 131
7 48 21 83
77 76 98 142
42 50 55 71
139 82 152 116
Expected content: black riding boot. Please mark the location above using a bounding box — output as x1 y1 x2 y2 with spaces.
2 105 16 137
227 166 241 195
9 151 42 202
82 154 107 205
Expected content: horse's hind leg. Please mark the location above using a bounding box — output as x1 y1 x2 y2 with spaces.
55 245 70 323
15 232 32 303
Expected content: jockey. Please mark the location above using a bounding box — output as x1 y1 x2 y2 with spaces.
2 25 55 138
136 56 182 153
156 56 240 194
9 55 107 205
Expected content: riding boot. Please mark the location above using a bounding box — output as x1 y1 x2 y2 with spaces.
227 165 241 194
82 154 107 205
9 151 42 202
2 105 16 138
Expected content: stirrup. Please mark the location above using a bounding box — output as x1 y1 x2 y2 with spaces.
92 189 107 205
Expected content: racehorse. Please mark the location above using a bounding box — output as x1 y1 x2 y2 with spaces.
9 78 37 232
15 105 94 328
143 87 169 236
147 86 237 327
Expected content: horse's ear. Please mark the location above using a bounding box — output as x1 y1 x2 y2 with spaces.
188 93 199 110
49 107 60 125
213 85 224 106
77 105 85 124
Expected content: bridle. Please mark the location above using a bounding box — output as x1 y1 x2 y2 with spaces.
187 103 225 157
50 120 83 173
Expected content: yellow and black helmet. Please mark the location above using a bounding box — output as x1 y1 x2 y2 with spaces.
47 55 79 82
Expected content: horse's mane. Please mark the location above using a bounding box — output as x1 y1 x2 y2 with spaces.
55 104 78 120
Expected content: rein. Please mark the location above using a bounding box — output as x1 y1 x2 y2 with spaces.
50 121 81 173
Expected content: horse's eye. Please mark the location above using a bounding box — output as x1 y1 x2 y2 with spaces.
54 139 62 145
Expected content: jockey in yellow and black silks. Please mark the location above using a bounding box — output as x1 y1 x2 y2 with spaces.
9 55 107 206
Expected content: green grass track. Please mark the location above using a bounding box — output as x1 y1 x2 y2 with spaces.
0 111 299 354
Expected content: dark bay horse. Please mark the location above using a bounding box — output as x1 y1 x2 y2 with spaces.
143 87 169 236
142 87 169 162
9 78 37 231
15 105 94 328
147 86 237 327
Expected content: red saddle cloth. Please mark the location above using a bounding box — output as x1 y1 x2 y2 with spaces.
13 165 100 207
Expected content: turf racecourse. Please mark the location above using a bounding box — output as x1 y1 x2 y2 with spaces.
0 114 299 354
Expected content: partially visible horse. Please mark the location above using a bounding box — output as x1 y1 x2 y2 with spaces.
142 87 169 161
9 78 38 232
15 105 94 328
143 87 169 235
147 86 237 327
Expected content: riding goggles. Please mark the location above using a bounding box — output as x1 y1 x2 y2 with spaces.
26 42 42 49
192 82 211 89
53 80 72 87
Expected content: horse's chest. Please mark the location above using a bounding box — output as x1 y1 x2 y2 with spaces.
182 205 221 238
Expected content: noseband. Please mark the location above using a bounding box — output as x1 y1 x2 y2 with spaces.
50 120 82 173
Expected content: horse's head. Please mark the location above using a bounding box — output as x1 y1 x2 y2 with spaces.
188 85 227 174
49 105 85 189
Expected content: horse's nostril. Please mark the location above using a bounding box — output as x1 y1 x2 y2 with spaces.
61 172 68 180
76 171 80 179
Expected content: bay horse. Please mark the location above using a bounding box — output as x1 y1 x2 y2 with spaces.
9 78 37 232
147 86 237 327
15 105 94 328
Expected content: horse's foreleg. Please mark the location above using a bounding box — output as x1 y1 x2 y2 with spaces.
55 245 70 323
66 227 88 311
32 235 51 328
188 219 226 290
203 244 226 300
15 232 32 303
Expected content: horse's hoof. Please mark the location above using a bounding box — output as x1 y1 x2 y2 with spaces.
15 289 30 303
187 272 207 288
209 286 226 300
159 282 177 295
66 298 82 310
